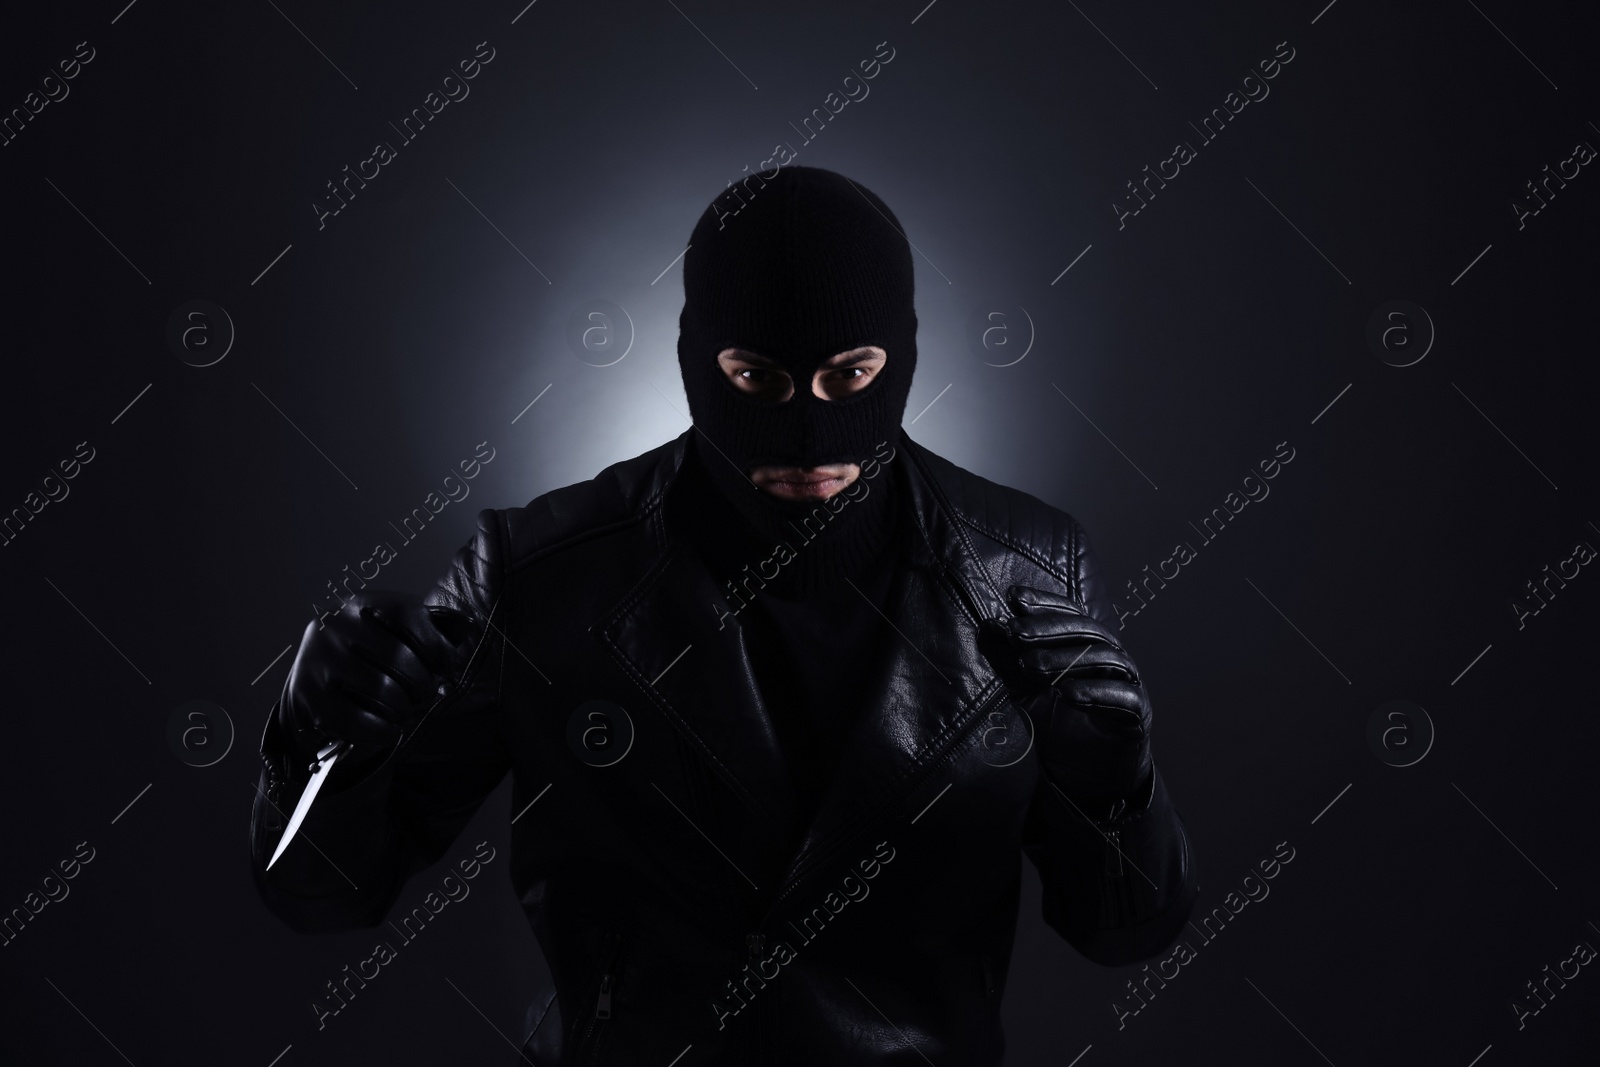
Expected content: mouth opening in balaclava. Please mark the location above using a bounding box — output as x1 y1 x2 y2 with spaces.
675 165 918 590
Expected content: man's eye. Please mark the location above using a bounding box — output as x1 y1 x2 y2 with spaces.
732 367 792 401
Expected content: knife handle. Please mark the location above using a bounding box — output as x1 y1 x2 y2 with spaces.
309 738 351 773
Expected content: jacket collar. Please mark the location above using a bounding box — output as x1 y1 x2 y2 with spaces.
595 430 1014 886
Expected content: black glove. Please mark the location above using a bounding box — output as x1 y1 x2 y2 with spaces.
274 591 476 778
979 584 1153 810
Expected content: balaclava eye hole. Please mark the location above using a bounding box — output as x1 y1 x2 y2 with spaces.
716 347 889 406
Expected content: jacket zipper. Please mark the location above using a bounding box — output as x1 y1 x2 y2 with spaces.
729 562 1013 1043
751 684 1012 935
720 685 1006 1062
1101 827 1128 926
577 930 623 1064
685 746 758 1060
746 932 765 1060
1103 829 1124 878
732 544 1016 1033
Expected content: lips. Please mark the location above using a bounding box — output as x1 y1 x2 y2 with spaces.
765 478 846 500
766 469 837 484
752 465 855 500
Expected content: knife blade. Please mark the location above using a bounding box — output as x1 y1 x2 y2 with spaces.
266 738 350 870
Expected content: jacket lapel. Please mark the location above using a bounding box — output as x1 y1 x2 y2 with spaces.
776 434 1014 877
595 430 1017 899
598 537 794 822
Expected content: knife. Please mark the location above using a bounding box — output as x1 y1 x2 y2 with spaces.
266 738 351 870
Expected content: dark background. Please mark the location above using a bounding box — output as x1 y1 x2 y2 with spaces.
2 0 1597 1063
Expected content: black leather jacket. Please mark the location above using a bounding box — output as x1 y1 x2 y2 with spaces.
250 429 1198 1065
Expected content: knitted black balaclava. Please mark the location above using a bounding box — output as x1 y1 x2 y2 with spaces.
676 166 918 584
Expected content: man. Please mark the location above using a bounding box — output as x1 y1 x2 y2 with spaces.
250 165 1198 1064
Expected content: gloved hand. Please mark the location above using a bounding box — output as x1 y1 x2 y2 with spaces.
979 585 1153 810
274 591 476 778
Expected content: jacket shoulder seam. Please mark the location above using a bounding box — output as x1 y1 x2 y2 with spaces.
948 509 1072 586
917 444 1073 585
1069 513 1083 602
497 442 680 577
504 505 658 577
